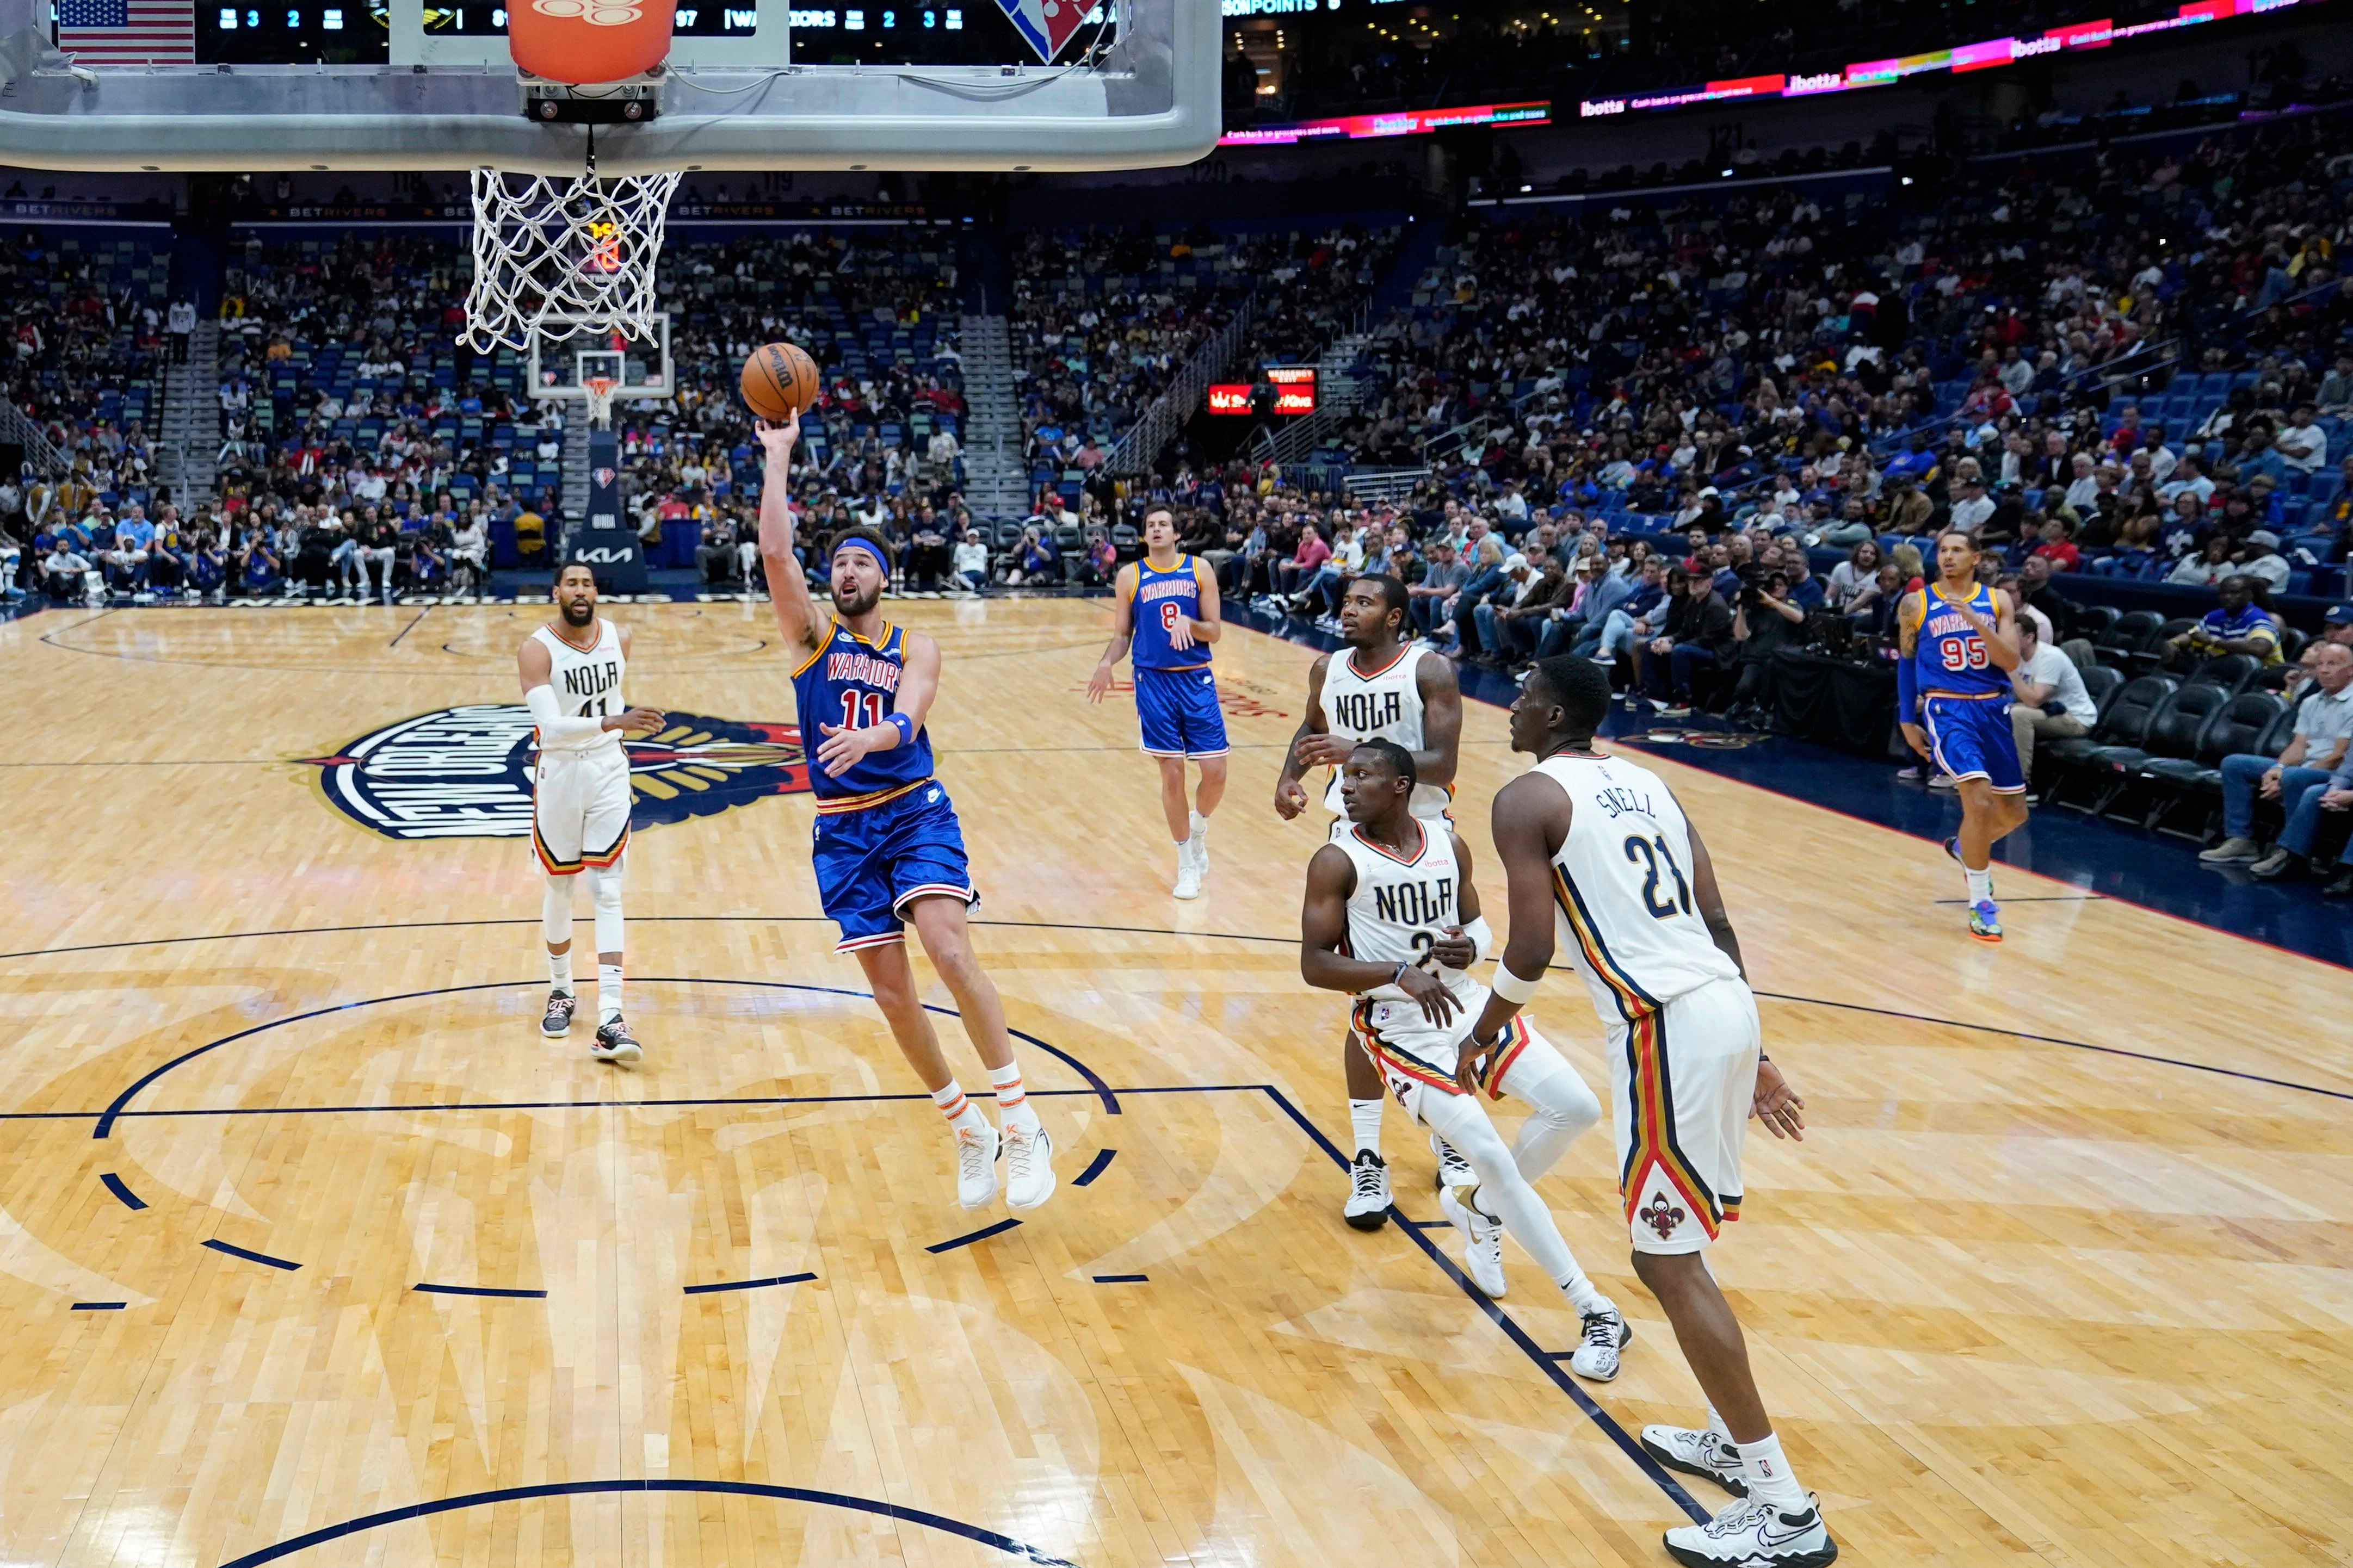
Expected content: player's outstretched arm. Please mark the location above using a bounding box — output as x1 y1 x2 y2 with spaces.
1412 652 1463 790
1466 772 1568 1046
754 416 826 662
811 628 943 779
1086 563 1138 703
1275 654 1339 819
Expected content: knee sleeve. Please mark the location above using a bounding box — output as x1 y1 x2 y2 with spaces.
1501 1048 1603 1182
590 860 625 953
542 877 573 946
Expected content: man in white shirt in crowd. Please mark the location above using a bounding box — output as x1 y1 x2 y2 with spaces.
2009 619 2098 791
951 526 990 594
1949 474 1995 534
2237 531 2293 594
2202 641 2353 872
2275 404 2328 475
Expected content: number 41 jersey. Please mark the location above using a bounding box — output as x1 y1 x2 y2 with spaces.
1530 751 1740 1024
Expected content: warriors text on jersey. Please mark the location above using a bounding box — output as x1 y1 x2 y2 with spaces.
1319 644 1453 818
1910 581 2011 701
1530 751 1740 1025
1124 554 1214 672
789 618 938 811
532 622 627 755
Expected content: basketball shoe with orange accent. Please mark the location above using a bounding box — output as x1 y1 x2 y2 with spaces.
955 1120 1002 1210
1968 900 2003 943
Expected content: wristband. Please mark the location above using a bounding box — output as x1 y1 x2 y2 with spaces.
1461 916 1496 965
1490 963 1542 1004
885 712 915 747
1895 655 1919 722
1391 960 1412 989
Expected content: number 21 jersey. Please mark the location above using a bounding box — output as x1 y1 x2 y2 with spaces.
1530 751 1739 1024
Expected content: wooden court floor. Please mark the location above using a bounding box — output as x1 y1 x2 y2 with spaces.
1 597 2347 1568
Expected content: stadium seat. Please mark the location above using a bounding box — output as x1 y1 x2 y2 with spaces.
2128 683 2241 834
2184 654 2260 694
2095 610 2163 671
2131 617 2198 676
2052 674 2177 813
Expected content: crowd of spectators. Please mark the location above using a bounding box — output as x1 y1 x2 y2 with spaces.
1009 222 1400 513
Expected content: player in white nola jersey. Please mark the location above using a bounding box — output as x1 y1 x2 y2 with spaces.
1462 656 1835 1568
1275 575 1464 1230
516 562 665 1065
1298 737 1633 1380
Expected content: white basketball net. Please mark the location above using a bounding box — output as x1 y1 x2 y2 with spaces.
462 165 681 354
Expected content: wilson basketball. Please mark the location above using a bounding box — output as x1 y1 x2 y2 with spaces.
740 342 820 423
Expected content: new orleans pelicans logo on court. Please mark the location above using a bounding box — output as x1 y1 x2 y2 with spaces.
304 704 810 841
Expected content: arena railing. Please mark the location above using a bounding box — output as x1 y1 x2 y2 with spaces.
0 400 66 478
1102 289 1259 476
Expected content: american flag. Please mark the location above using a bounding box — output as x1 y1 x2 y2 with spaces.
58 0 195 64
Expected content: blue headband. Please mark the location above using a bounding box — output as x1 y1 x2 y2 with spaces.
833 536 891 575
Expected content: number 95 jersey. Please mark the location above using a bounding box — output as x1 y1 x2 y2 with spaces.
1530 752 1740 1025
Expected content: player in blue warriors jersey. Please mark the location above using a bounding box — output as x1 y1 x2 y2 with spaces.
755 414 1055 1212
1898 531 2029 943
1086 504 1226 900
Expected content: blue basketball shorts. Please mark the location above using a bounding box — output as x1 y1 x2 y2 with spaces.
810 780 978 953
1923 695 2024 794
1135 665 1229 760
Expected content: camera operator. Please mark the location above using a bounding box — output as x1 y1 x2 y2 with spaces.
1724 563 1811 727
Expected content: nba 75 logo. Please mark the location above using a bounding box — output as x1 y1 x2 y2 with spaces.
304 704 811 840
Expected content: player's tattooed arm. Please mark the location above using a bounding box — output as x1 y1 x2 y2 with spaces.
1086 563 1138 703
753 414 825 660
1275 653 1336 819
1894 590 1931 761
1412 651 1463 790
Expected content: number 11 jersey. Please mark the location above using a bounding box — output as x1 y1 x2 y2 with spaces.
1531 751 1740 1025
789 618 937 810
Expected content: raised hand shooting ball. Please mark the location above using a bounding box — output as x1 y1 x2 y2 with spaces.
741 342 820 423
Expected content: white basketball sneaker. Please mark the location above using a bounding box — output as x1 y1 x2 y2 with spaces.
1342 1150 1392 1230
1568 1305 1632 1381
955 1120 1002 1210
1439 1183 1508 1298
1003 1123 1055 1210
1430 1132 1474 1190
1663 1495 1837 1567
1172 841 1203 900
1641 1425 1748 1497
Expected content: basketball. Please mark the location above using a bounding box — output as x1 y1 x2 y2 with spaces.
740 341 820 423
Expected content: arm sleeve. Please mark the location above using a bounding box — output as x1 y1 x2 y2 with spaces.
524 682 608 744
1895 653 1919 722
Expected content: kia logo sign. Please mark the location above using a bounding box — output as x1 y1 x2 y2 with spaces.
578 547 633 563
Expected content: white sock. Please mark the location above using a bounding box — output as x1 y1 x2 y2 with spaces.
1188 809 1209 852
1735 1431 1809 1513
1705 1404 1733 1442
1349 1097 1385 1157
1965 865 1994 904
989 1060 1041 1132
597 963 623 1024
549 951 573 991
931 1080 987 1136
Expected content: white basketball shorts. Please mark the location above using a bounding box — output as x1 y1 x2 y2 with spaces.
533 745 631 876
1608 975 1761 1254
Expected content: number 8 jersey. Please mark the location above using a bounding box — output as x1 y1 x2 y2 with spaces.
1531 751 1740 1025
789 617 937 810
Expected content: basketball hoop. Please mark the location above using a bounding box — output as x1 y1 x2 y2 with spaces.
462 159 680 354
583 375 621 430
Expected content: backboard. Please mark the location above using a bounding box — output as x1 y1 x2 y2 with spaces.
527 312 674 402
0 0 1219 175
